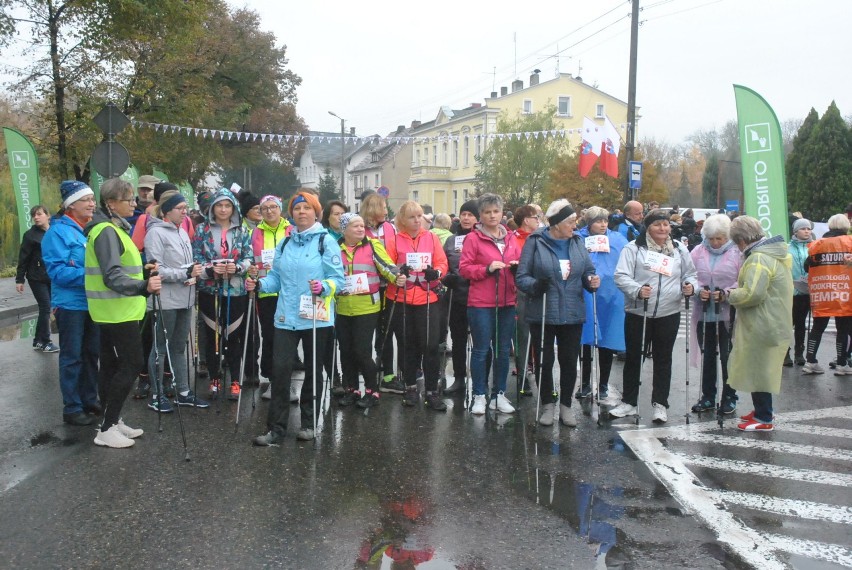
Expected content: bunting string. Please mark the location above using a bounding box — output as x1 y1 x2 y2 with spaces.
130 119 630 146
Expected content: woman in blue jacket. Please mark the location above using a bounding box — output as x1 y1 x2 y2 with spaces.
576 206 628 405
41 181 101 426
248 190 344 444
516 200 599 428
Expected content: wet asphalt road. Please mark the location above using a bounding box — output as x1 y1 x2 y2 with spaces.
0 313 848 569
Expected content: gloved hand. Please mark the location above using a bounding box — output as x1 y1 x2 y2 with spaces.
309 280 323 295
442 272 459 289
399 264 413 278
532 277 550 297
423 266 440 282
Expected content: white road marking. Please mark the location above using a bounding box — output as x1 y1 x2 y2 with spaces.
762 534 852 568
620 405 852 569
773 422 852 440
707 490 852 524
677 453 852 487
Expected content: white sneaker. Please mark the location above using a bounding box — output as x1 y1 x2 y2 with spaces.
802 362 824 374
261 384 272 400
538 403 555 426
94 424 135 448
488 392 515 414
600 387 622 405
834 364 852 376
115 419 143 439
470 395 486 415
609 402 638 418
652 402 668 423
560 404 577 427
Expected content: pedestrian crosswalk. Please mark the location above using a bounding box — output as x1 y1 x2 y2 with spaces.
619 405 852 568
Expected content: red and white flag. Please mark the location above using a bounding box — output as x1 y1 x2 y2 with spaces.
579 117 602 178
598 116 621 178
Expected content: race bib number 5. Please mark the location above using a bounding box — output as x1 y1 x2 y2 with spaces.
645 251 673 276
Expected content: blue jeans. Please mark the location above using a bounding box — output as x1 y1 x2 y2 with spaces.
468 306 515 396
751 392 773 424
55 308 100 415
29 280 52 345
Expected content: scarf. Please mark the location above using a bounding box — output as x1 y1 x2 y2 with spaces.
647 235 675 256
703 238 736 256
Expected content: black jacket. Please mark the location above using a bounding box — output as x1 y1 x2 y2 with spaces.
16 225 49 284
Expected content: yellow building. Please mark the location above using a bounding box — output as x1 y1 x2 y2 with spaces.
407 71 629 214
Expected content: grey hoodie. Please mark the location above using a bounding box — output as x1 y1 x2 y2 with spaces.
144 215 196 310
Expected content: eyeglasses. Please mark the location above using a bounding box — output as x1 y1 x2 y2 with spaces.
260 205 280 213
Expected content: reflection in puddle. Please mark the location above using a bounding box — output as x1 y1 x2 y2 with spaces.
0 315 53 343
356 495 440 568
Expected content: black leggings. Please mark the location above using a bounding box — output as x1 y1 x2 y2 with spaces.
99 321 143 430
581 345 615 391
622 312 680 408
530 323 582 406
808 316 852 366
198 291 247 382
337 312 379 392
791 295 810 356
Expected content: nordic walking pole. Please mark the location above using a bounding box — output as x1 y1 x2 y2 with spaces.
234 290 255 428
368 290 398 417
592 288 600 426
152 291 190 461
438 289 452 396
640 285 650 364
213 274 221 413
534 291 546 430
696 286 710 415
714 287 725 429
490 269 500 417
519 328 531 401
311 284 319 447
684 292 691 425
151 281 165 434
465 332 472 411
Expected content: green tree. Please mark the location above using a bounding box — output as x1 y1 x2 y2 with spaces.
702 154 719 208
671 166 692 207
219 157 299 201
317 167 338 207
796 101 852 221
786 108 819 214
475 106 568 210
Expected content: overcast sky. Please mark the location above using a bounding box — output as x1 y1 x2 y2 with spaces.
228 0 852 144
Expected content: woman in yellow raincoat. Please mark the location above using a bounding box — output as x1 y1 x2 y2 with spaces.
722 216 792 432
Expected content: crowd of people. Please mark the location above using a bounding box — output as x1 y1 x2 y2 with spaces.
15 175 852 447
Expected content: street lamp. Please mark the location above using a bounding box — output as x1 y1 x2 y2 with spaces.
328 111 346 202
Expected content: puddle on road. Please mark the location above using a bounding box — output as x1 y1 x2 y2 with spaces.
0 315 54 343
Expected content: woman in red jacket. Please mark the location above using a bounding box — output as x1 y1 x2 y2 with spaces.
459 194 522 415
384 200 449 410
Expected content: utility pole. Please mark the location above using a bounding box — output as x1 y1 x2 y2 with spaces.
624 0 640 203
329 111 346 203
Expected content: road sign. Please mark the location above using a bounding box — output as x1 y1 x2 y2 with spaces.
629 161 643 190
725 199 739 212
377 185 390 198
91 103 131 178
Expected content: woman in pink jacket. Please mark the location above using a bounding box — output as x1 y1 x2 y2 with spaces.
459 193 522 415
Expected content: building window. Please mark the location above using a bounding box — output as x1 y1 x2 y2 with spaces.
442 143 448 166
463 136 470 167
412 190 419 202
363 175 368 189
371 152 379 163
558 96 571 116
433 145 438 166
596 103 605 118
463 188 469 201
452 141 459 168
374 174 379 187
453 190 458 214
474 136 481 159
415 149 420 166
523 99 533 114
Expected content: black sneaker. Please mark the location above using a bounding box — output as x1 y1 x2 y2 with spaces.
175 391 210 408
691 397 715 413
443 377 465 395
829 360 837 370
357 391 380 409
339 390 360 407
63 412 97 426
424 391 447 411
575 385 592 399
794 353 806 366
133 376 150 400
719 398 737 415
379 376 406 394
402 386 420 407
783 350 793 367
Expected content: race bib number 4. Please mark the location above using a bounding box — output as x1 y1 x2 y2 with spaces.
299 295 330 321
585 235 610 253
406 252 431 272
344 273 370 295
645 251 673 276
559 259 571 280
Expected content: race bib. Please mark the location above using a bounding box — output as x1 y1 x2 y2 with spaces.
299 295 330 321
559 259 571 280
406 252 432 272
645 251 673 276
454 235 465 252
261 248 275 267
345 272 370 295
585 235 610 253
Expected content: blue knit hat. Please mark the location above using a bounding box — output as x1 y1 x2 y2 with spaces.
59 180 94 208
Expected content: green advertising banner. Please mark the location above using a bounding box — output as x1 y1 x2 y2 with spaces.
89 169 105 203
2 128 42 241
733 85 789 242
152 168 169 182
177 181 196 209
120 164 139 189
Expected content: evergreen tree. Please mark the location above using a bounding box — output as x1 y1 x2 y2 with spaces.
318 167 339 207
702 154 719 209
796 101 852 221
786 108 819 214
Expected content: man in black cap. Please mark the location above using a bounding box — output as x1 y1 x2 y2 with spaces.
441 200 479 394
